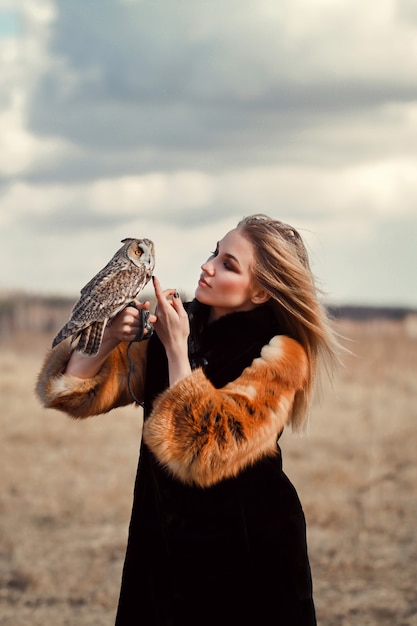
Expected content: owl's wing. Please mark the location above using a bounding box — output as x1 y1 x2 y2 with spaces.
51 263 151 349
75 320 107 356
72 263 151 324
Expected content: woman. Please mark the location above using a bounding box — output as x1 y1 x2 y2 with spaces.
37 214 339 626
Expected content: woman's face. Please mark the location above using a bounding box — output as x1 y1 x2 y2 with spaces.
195 227 261 320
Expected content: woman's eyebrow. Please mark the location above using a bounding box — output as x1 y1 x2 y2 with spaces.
223 252 240 266
217 241 240 266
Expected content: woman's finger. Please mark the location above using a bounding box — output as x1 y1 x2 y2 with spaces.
171 290 185 315
152 276 177 310
153 276 169 302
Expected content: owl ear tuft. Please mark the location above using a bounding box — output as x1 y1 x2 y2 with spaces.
121 238 135 244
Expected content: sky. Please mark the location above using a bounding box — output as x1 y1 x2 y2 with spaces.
1 0 416 307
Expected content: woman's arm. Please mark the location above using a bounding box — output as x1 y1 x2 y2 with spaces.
36 303 155 418
143 335 308 488
151 277 191 385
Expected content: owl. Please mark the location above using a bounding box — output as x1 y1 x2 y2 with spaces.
52 237 155 356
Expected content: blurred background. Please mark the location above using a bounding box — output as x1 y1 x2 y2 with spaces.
1 1 416 625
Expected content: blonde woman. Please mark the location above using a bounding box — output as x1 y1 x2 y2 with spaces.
37 214 339 626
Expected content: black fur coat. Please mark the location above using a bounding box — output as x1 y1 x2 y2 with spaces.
115 302 317 626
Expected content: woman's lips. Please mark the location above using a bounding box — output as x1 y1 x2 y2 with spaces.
198 277 211 288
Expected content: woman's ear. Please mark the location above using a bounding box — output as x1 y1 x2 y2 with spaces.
250 289 270 305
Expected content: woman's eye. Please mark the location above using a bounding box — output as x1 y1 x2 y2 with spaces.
209 247 234 270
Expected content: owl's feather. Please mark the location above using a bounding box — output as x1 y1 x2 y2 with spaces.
75 320 106 356
52 238 155 356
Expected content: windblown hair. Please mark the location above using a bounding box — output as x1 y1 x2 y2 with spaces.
237 214 340 431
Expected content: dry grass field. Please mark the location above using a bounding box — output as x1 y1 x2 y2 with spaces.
1 321 416 625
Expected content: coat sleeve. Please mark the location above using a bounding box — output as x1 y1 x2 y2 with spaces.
142 335 308 487
35 338 148 418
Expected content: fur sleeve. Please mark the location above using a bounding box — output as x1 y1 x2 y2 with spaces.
35 339 148 419
143 335 308 487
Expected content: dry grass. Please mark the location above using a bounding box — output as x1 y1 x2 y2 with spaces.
1 323 416 625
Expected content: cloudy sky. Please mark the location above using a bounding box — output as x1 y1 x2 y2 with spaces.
1 0 416 307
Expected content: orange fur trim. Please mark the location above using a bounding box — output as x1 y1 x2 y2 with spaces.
35 339 147 419
143 335 308 487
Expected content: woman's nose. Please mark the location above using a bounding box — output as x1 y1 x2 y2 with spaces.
201 260 214 275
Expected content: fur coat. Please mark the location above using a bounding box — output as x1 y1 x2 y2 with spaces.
36 302 317 626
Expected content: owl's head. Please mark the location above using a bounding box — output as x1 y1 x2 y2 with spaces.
122 238 155 272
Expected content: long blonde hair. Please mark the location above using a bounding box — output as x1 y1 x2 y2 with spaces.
237 214 340 431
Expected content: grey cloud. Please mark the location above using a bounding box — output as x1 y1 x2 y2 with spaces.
14 205 126 235
42 211 122 233
25 0 417 182
9 187 240 235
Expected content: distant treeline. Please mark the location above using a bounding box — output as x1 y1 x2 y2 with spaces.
0 294 74 337
326 304 416 322
0 293 416 338
0 292 152 338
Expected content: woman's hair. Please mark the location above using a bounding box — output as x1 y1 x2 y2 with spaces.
237 213 340 431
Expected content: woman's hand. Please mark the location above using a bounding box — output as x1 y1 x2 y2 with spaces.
65 301 156 379
107 300 156 344
152 276 191 385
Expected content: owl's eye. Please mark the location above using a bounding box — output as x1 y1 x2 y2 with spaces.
135 248 143 257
